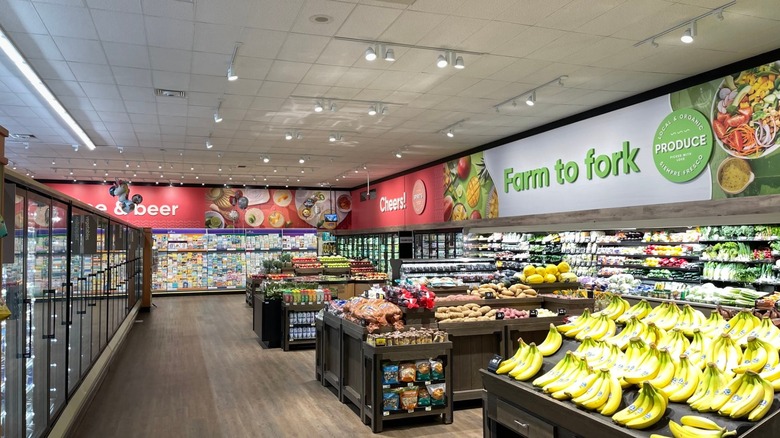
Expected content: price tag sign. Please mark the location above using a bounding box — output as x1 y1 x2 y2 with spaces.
487 354 504 374
558 308 567 316
425 406 432 411
408 409 414 414
530 309 538 317
382 384 390 389
383 412 390 417
407 382 414 387
495 311 505 320
484 291 495 299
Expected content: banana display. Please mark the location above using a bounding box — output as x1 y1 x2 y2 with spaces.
495 293 780 431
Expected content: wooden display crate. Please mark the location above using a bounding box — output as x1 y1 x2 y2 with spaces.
439 320 507 402
362 341 454 433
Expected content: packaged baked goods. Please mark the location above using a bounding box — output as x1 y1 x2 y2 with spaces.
416 360 431 381
399 387 418 410
382 363 399 384
417 386 431 406
430 358 444 379
427 383 446 406
399 362 416 382
383 390 400 411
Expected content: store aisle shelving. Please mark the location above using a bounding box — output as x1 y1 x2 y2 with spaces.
72 295 482 437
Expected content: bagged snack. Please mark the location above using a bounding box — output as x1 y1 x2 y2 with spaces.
383 390 400 411
416 360 431 381
399 386 418 410
427 383 446 406
382 363 399 384
430 358 444 380
417 386 431 407
399 362 416 383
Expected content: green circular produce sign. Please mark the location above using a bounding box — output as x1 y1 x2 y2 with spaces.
653 108 713 183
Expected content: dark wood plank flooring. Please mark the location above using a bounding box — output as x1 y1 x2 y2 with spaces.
72 295 483 438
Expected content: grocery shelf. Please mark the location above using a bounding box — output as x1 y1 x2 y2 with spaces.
700 239 779 243
596 241 700 246
595 253 701 259
597 264 700 271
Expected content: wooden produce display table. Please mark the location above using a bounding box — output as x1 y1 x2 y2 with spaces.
481 338 780 438
322 312 342 396
440 320 507 402
340 318 369 410
429 286 470 297
245 277 263 306
315 318 323 383
504 316 566 359
435 297 542 310
362 341 454 433
282 302 323 351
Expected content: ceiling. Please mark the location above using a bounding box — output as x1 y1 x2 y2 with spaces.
0 0 779 188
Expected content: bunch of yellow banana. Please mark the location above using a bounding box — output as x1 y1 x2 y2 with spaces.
733 335 779 374
574 336 603 362
496 338 528 374
647 301 683 331
537 323 563 356
575 312 616 341
723 310 761 346
712 370 773 420
661 353 702 402
533 351 578 388
661 416 737 438
638 322 669 347
556 308 591 335
674 304 707 336
542 356 592 396
699 311 728 338
659 327 691 360
617 299 653 323
688 362 728 412
759 362 780 390
612 381 667 429
604 316 648 350
642 301 673 325
565 368 623 415
507 342 544 381
647 347 676 388
590 343 625 371
709 333 742 378
620 336 650 378
684 328 712 370
748 316 780 350
624 343 662 385
600 293 630 320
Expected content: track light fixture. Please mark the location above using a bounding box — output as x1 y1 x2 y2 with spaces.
368 105 377 116
395 151 403 158
493 75 568 112
299 157 306 164
681 22 696 43
285 131 293 140
330 102 337 112
227 42 241 81
384 48 395 61
314 101 324 112
329 133 342 142
436 53 448 68
634 1 734 47
441 119 466 138
263 156 270 163
214 100 223 123
364 46 377 61
525 91 536 106
446 129 454 138
206 139 213 149
651 39 659 48
454 56 465 69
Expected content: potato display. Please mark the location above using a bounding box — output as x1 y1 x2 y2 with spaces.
435 303 497 323
468 282 537 299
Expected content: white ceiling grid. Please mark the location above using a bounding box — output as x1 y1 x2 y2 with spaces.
0 0 776 186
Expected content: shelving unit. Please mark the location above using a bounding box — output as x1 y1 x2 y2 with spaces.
282 303 323 351
337 233 400 274
152 228 318 293
413 231 463 259
390 258 496 285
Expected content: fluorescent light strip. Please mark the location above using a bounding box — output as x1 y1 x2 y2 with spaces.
0 28 96 150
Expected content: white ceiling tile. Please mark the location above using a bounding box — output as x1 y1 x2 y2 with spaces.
495 0 571 25
249 96 286 111
233 57 273 81
31 59 75 81
191 51 231 76
144 16 194 50
290 0 355 36
8 33 63 60
334 68 382 89
193 22 243 55
123 100 157 114
237 29 287 59
257 81 296 98
98 111 131 123
188 74 223 93
102 121 134 132
113 68 152 88
417 15 491 48
0 0 49 34
158 115 187 126
89 98 126 112
526 33 605 62
156 102 188 117
492 27 568 58
276 34 331 63
141 0 194 20
185 92 220 107
132 122 160 133
54 37 108 64
67 62 115 83
148 47 191 73
453 0 518 20
535 0 625 31
300 64 348 86
225 78 262 95
92 9 146 45
379 10 446 45
291 84 330 97
35 3 98 39
336 4 402 40
103 42 151 69
79 82 121 99
459 21 528 53
316 39 364 67
86 0 142 13
427 75 481 96
265 60 311 83
194 0 302 30
151 70 190 90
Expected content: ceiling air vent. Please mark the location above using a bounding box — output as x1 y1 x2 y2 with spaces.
9 133 36 140
155 88 186 98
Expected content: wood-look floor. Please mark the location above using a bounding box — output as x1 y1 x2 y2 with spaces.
72 295 483 438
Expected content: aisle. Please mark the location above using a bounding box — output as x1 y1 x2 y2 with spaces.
73 295 483 438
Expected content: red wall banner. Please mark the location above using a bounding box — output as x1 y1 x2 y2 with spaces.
48 183 352 230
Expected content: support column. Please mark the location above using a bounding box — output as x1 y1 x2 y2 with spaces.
141 227 153 311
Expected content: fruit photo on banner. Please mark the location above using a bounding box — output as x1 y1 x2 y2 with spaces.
442 151 498 222
204 187 351 229
670 60 780 199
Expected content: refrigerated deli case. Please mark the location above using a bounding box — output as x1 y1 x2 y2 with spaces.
1 174 144 437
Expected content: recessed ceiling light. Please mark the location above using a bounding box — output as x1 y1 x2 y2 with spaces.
310 14 332 24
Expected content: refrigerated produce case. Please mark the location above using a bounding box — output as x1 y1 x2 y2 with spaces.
337 233 400 273
1 172 143 438
152 228 317 293
413 230 463 259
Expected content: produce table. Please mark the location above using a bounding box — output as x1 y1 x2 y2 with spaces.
434 297 543 310
315 318 323 382
481 338 780 438
541 295 594 315
252 294 281 349
362 341 453 433
429 286 470 296
340 318 369 410
322 312 342 397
